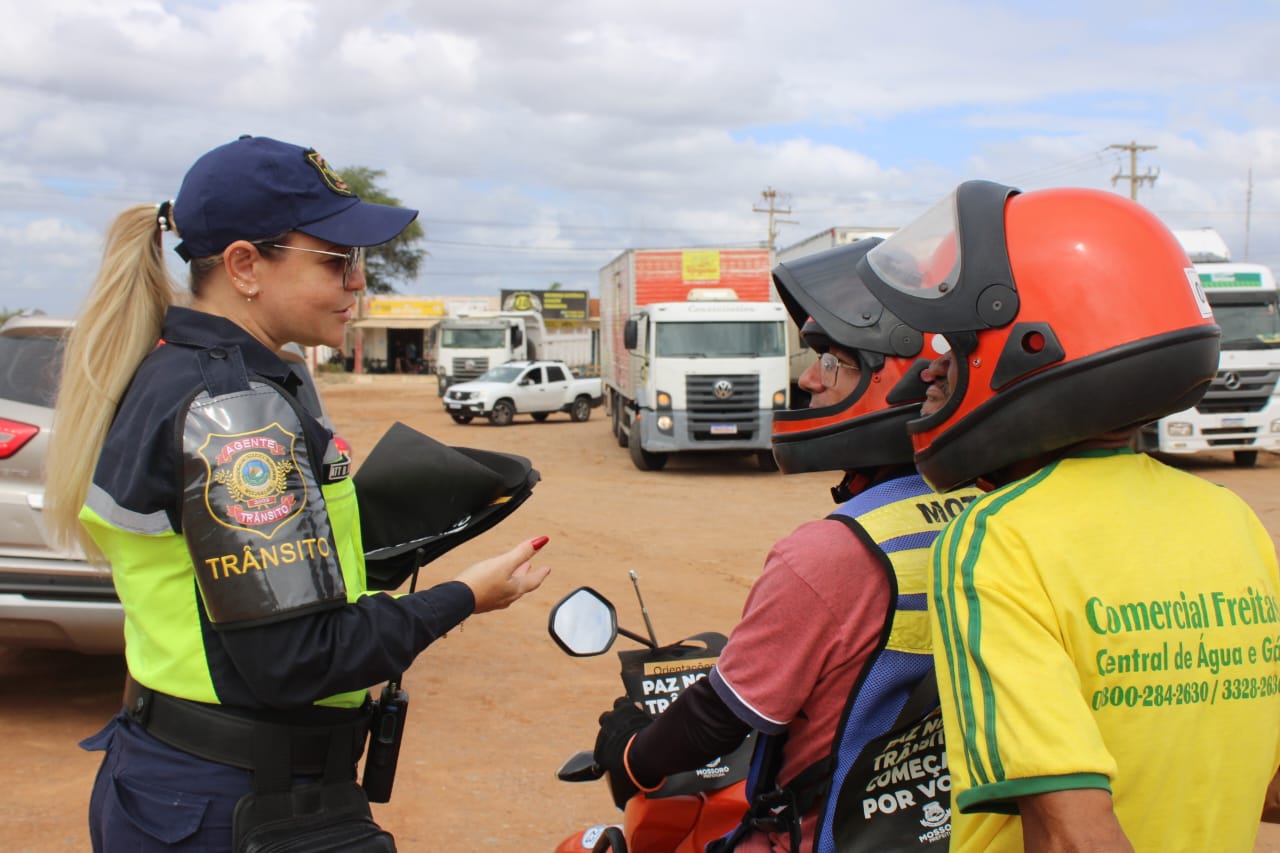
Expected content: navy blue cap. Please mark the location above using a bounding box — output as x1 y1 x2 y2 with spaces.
172 135 419 261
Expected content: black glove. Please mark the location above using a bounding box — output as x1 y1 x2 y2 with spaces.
593 697 654 808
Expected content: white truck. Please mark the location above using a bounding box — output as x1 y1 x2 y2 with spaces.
1136 228 1280 466
434 311 594 394
600 247 792 471
777 226 898 261
440 360 604 426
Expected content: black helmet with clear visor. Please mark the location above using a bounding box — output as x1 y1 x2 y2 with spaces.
771 238 934 476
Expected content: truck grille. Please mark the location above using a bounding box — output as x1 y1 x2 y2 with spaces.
1195 368 1280 414
451 357 490 382
1201 426 1259 447
685 374 760 441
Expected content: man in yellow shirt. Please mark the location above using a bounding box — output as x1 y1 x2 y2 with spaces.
855 180 1280 851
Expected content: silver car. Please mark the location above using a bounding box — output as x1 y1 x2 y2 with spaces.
0 315 123 654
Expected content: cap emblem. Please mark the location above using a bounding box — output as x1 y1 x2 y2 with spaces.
305 149 354 197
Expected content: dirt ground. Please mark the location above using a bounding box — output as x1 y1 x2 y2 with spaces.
3 373 1280 851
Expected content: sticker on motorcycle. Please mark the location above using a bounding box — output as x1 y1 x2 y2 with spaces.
619 636 756 798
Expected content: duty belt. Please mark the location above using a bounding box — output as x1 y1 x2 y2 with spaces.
123 675 371 776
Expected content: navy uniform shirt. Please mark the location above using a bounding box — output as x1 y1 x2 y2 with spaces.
91 306 473 709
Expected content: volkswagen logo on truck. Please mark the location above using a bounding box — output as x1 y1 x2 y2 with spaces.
714 379 734 400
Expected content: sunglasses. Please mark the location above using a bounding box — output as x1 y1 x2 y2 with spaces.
818 351 859 390
268 243 366 290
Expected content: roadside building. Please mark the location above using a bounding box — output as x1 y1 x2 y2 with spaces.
311 289 598 376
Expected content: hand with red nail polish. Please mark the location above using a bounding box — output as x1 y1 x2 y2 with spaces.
454 537 552 613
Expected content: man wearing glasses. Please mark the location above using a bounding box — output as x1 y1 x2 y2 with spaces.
593 239 980 851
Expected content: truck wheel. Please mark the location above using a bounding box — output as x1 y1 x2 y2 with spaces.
450 412 474 424
570 396 592 422
612 404 628 448
531 412 550 422
489 400 515 426
629 422 668 471
1234 450 1258 468
756 450 779 472
437 378 449 396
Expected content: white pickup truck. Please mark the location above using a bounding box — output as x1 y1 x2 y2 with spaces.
441 360 604 426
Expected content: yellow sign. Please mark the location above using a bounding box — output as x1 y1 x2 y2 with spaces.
366 298 445 318
643 657 718 677
499 289 589 321
682 251 722 283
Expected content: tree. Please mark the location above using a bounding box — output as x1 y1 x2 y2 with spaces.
1 307 32 325
337 166 426 294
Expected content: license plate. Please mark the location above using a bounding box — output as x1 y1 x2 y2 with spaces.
1223 417 1245 427
710 424 738 435
446 403 461 411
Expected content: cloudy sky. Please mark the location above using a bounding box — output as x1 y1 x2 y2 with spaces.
3 0 1278 316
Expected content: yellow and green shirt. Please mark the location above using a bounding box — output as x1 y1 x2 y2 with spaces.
931 448 1280 852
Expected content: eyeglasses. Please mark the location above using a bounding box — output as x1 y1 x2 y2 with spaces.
818 351 859 390
268 244 366 290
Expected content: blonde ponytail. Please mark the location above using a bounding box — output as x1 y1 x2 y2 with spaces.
45 204 179 558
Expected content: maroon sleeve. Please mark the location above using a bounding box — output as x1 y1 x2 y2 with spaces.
708 519 891 733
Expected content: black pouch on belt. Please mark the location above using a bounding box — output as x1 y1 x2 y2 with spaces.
232 725 397 853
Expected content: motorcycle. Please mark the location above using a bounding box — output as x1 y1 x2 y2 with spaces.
548 572 754 853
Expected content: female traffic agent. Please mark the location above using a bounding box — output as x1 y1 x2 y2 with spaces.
44 135 551 851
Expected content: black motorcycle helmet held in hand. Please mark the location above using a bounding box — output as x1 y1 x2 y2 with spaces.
355 421 540 589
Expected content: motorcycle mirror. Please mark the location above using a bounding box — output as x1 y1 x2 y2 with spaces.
548 586 619 657
555 750 605 783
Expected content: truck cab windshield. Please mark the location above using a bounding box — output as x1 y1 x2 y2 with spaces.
655 321 786 358
1214 302 1280 349
442 328 506 348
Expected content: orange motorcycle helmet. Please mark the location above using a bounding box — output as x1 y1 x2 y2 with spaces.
857 180 1221 491
770 238 939 475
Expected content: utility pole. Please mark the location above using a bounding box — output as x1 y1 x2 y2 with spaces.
1108 141 1159 200
1245 165 1254 260
754 187 797 251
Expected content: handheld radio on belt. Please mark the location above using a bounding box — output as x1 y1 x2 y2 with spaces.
361 547 422 804
364 679 409 803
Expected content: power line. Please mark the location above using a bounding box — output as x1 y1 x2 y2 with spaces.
420 217 723 234
422 269 601 277
1001 149 1111 186
425 239 621 253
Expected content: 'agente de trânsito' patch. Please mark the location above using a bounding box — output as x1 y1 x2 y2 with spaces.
180 386 348 625
199 423 306 539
